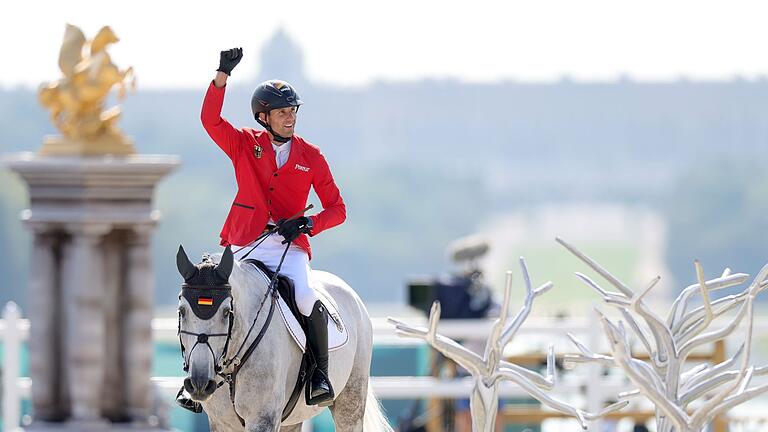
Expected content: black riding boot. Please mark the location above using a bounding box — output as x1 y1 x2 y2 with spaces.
175 387 202 413
306 300 335 406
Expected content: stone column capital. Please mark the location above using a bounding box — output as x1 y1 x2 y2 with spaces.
25 221 58 236
128 223 156 243
31 232 58 249
64 223 112 240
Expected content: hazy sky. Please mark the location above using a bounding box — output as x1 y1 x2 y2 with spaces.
3 0 768 89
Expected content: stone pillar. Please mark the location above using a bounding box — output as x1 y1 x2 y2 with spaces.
62 223 111 423
123 225 155 421
4 153 179 431
27 225 62 421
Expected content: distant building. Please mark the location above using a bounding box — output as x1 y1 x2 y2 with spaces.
254 28 307 87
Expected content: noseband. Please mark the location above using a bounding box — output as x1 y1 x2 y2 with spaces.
177 283 235 373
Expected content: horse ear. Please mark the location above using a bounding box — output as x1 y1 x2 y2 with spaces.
176 245 197 281
216 245 234 281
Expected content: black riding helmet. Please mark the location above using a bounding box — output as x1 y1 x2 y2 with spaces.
251 80 303 143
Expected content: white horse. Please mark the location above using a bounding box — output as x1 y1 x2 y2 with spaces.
176 245 392 432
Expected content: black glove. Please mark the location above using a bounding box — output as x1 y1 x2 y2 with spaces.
217 47 243 75
277 217 312 244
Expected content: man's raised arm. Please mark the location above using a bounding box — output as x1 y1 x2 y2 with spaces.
201 48 244 159
214 71 228 88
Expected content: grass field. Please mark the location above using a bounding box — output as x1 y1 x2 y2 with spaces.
487 242 639 316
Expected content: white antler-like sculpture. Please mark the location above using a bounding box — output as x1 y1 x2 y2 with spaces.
559 237 768 432
388 258 628 431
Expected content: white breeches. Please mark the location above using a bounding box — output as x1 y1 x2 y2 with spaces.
232 233 319 317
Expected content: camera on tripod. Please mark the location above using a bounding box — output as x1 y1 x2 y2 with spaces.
407 236 495 319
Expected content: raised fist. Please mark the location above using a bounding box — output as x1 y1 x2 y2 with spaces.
217 47 243 76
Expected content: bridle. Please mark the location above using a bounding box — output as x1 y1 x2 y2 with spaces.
177 273 278 379
177 284 235 374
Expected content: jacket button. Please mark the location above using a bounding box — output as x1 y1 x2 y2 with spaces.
273 173 278 177
269 187 274 191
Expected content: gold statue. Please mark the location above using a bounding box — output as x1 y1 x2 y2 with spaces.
38 24 136 156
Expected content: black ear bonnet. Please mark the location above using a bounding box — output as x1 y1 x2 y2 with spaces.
177 246 234 320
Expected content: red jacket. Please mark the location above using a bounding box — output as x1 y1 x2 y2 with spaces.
201 81 346 259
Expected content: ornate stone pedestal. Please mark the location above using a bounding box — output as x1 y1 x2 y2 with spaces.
4 153 179 431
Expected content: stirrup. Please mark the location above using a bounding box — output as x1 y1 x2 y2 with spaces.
175 387 203 413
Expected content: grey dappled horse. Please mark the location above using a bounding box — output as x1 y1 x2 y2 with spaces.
176 246 392 431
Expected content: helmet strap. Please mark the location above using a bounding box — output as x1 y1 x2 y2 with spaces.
256 112 291 144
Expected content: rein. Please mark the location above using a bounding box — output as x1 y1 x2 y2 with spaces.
218 240 291 426
233 204 313 261
223 237 291 372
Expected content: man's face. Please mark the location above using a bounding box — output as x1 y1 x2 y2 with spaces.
261 106 297 139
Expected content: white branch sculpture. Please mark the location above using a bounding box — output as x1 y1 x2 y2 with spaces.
388 258 628 431
558 237 768 432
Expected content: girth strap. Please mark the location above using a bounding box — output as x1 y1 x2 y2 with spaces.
281 353 310 422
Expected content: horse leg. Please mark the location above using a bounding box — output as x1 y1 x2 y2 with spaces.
330 324 392 432
209 420 240 432
209 413 245 432
245 412 280 432
330 341 373 432
330 374 367 432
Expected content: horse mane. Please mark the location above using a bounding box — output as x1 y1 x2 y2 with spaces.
209 253 268 298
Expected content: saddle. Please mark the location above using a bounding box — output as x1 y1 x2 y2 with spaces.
241 259 347 419
246 259 309 328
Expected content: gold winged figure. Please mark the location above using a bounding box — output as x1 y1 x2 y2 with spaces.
38 24 136 155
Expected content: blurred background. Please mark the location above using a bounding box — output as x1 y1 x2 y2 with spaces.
1 1 767 431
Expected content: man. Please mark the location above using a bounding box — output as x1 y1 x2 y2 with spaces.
179 47 346 410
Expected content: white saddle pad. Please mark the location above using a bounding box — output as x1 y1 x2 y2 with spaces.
277 285 348 353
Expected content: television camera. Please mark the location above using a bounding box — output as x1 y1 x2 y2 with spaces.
407 236 496 319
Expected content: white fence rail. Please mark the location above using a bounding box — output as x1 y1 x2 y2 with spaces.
3 302 767 430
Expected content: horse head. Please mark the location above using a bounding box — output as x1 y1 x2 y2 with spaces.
176 244 234 401
90 26 119 55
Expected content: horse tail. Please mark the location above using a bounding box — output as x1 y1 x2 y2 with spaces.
363 380 393 432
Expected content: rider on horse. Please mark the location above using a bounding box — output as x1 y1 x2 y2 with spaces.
177 47 346 411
